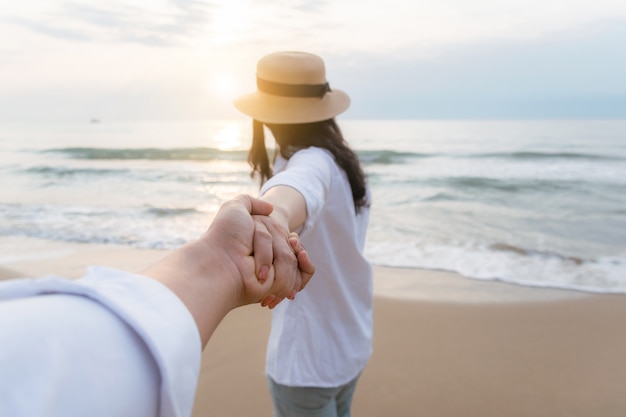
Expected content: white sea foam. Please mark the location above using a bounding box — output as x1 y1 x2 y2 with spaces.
365 240 626 294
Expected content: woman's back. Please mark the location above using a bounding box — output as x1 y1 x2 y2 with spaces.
262 147 373 387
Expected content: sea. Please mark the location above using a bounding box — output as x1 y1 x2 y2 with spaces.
1 119 625 294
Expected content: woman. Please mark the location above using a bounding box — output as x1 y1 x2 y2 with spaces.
234 51 373 417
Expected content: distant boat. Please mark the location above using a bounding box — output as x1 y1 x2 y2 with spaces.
90 118 100 124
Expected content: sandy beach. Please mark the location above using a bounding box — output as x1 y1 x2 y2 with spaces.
2 236 626 416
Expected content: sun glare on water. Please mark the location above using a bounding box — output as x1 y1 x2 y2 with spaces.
213 124 243 150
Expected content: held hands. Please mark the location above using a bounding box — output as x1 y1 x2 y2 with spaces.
142 194 314 347
207 195 314 309
253 215 313 309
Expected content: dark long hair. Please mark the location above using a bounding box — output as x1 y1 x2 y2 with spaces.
248 118 368 213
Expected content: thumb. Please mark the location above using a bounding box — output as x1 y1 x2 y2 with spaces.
233 194 273 217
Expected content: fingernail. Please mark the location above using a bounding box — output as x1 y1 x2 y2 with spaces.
287 289 297 300
258 265 269 283
269 298 282 309
263 295 275 307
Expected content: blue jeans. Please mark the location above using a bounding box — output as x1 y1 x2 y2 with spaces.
268 375 361 417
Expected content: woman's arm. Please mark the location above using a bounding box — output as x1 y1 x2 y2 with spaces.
260 185 307 233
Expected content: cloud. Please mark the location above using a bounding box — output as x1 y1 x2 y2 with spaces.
4 16 92 42
1 0 625 121
3 0 219 47
60 3 128 29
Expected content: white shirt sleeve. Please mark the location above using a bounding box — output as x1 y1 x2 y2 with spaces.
0 266 202 417
260 147 334 233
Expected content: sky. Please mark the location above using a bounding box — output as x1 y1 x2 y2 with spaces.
1 0 625 121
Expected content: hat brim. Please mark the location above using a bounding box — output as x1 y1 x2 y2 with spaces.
234 89 350 124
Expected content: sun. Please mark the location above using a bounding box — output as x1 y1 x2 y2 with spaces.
208 73 237 99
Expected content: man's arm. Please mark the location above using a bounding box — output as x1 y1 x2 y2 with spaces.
0 195 315 417
142 194 313 347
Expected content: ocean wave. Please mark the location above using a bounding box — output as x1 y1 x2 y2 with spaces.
0 204 196 250
428 177 593 193
365 240 626 294
357 150 430 164
42 147 248 161
144 206 200 217
24 166 131 177
42 147 615 164
421 192 460 202
356 150 623 164
489 242 584 265
475 151 622 161
39 147 436 165
21 164 252 186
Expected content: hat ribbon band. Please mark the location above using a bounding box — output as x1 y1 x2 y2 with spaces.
257 77 331 98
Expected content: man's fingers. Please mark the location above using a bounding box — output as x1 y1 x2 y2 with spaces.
269 239 297 300
233 194 274 217
252 218 274 283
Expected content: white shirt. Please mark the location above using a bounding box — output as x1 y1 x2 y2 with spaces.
261 147 373 387
0 267 201 417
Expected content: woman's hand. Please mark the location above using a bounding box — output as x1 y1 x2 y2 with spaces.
253 215 314 309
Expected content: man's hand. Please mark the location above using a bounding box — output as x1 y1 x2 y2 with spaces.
142 194 314 347
207 195 313 308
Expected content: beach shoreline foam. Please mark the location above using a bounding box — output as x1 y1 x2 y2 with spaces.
2 236 625 416
0 236 589 303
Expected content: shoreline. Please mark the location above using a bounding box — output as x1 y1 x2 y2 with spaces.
0 236 592 303
1 236 626 415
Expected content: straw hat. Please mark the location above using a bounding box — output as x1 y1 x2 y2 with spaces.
234 51 350 124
